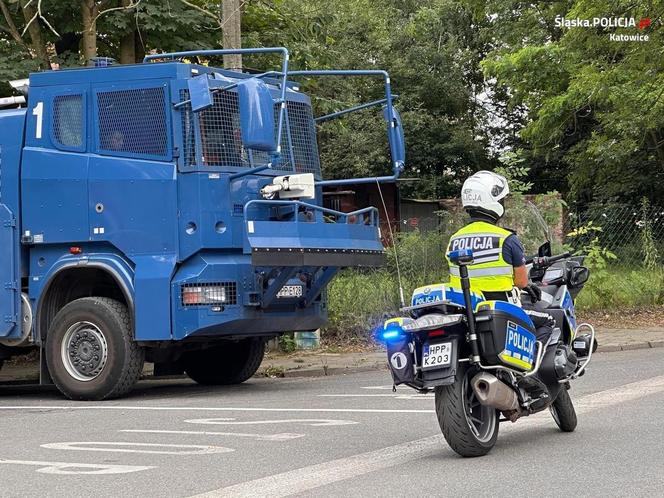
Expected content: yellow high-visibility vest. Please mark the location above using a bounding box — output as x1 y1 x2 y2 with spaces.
446 221 514 292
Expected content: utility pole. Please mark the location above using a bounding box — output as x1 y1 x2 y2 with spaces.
222 0 242 71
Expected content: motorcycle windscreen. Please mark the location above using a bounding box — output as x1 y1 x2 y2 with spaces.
386 338 415 385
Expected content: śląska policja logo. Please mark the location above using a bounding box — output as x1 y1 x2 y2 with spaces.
554 16 652 42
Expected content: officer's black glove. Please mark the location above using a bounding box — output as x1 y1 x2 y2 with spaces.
524 283 542 302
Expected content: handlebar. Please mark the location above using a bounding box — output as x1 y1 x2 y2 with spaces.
526 252 572 268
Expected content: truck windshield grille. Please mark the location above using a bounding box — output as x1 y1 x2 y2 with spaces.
180 90 321 177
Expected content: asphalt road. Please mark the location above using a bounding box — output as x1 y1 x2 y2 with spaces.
0 348 663 498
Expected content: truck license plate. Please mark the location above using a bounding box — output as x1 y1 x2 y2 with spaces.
277 285 303 298
422 342 452 370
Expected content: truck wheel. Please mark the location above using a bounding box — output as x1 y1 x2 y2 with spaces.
45 297 144 401
550 384 577 432
435 365 499 457
184 338 265 385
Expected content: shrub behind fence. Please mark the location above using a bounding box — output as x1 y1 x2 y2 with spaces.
324 197 664 341
565 201 664 270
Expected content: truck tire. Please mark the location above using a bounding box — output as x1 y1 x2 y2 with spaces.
45 297 144 401
550 384 577 432
435 365 499 457
184 338 265 385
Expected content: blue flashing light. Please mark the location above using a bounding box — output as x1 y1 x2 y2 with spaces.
382 330 400 340
447 248 473 265
90 56 116 68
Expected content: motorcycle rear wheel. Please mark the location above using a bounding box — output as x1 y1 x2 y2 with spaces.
550 384 577 432
435 365 499 457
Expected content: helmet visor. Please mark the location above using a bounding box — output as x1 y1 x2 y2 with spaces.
491 175 509 200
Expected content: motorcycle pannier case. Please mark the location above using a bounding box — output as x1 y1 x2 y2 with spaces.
474 301 537 371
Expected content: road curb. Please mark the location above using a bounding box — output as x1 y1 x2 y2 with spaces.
282 363 388 378
597 341 656 353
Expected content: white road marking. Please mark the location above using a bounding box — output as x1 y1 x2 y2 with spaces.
575 375 664 411
189 374 664 498
184 418 358 427
318 394 434 400
41 442 234 455
121 429 304 441
191 436 444 498
0 406 433 414
0 459 154 475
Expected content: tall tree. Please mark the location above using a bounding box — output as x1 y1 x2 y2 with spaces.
477 0 664 206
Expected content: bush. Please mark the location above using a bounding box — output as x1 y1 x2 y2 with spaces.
278 334 297 353
325 269 400 340
576 267 664 311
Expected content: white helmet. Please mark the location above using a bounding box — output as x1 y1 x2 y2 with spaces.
461 170 510 220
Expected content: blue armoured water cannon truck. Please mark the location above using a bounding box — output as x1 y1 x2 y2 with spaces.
0 48 405 400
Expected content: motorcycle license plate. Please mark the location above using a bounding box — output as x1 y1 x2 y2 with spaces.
277 285 303 298
422 341 452 370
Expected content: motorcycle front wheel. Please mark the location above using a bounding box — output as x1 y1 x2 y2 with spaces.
435 365 499 457
550 384 577 432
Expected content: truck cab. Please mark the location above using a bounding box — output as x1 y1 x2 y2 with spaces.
0 47 404 400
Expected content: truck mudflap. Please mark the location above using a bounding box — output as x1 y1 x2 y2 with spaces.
244 200 386 268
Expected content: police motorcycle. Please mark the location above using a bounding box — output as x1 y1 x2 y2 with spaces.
381 242 597 457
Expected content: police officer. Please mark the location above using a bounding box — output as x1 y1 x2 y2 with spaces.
446 171 552 344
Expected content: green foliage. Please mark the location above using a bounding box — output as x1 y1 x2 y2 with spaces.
278 333 297 353
326 211 660 339
479 0 664 205
566 222 617 273
495 151 533 194
386 230 448 285
0 40 39 94
576 267 664 311
325 269 400 340
640 197 660 271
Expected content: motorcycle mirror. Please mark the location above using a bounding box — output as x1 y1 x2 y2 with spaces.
538 241 552 257
569 266 590 287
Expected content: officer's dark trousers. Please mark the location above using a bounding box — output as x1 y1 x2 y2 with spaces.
522 306 555 347
522 305 563 392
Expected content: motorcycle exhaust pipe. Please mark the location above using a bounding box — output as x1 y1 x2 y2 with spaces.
471 372 519 411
